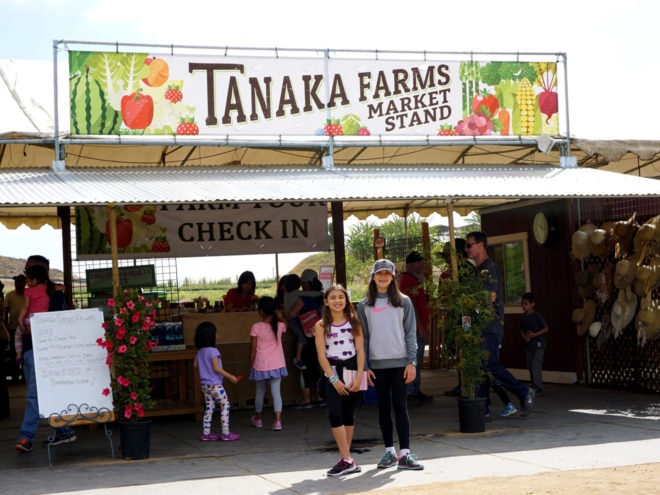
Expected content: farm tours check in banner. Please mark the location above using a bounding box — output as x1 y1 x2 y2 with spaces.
69 51 559 138
75 202 329 260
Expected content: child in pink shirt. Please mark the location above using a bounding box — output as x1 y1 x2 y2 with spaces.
15 264 50 364
249 296 288 431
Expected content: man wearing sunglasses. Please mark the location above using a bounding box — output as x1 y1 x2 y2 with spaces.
465 232 533 420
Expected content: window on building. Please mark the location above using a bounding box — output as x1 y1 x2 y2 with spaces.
486 233 531 314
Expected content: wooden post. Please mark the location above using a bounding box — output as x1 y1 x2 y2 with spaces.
331 201 347 287
106 204 121 297
57 206 73 309
275 253 280 283
447 201 458 282
373 229 381 260
421 222 432 280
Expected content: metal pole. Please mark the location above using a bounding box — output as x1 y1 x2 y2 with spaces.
53 40 62 167
331 201 347 287
323 48 334 169
56 40 563 59
562 53 571 157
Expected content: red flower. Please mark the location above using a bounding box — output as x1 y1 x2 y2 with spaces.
96 337 104 347
119 307 128 314
126 300 136 310
102 388 111 397
129 336 137 344
102 322 108 330
117 345 128 354
137 409 145 418
135 402 143 410
106 355 112 366
131 392 138 400
107 298 115 308
124 405 133 419
114 317 124 327
131 312 141 323
146 301 153 307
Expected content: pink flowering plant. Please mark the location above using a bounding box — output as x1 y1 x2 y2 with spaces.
96 288 157 421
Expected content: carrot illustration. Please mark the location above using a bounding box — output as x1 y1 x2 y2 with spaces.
498 109 510 136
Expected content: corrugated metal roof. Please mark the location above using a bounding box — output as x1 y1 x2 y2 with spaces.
1 164 659 209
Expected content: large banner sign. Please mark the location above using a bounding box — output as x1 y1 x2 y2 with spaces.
76 202 329 259
69 51 559 137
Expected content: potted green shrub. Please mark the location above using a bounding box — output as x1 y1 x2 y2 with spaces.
97 288 157 459
437 263 494 432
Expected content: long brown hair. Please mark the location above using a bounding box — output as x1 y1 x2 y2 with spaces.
366 275 403 307
321 284 362 337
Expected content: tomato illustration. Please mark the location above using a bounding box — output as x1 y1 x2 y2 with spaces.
121 91 154 130
123 205 144 212
106 216 133 249
471 94 499 118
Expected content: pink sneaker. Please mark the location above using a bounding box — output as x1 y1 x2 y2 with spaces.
250 415 263 428
200 433 219 441
220 432 240 441
272 421 282 431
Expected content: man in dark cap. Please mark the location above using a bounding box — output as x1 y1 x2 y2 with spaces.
399 251 432 406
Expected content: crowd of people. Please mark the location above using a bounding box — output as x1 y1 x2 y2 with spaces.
3 235 547 477
191 230 546 477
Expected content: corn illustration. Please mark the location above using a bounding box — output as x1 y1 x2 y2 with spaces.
516 78 536 135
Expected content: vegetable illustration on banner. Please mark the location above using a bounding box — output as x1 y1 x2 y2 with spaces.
68 51 558 137
454 61 556 136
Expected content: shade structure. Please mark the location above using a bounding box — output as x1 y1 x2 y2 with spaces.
0 164 658 227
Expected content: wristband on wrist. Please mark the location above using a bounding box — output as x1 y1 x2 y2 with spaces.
329 375 339 384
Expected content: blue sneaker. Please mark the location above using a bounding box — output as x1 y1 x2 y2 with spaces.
499 403 517 417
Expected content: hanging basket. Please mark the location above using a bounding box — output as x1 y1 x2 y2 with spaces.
119 419 152 460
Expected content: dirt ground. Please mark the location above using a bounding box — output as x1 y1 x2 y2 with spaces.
345 462 660 495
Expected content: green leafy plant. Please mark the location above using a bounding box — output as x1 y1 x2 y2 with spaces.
435 262 494 399
97 288 156 421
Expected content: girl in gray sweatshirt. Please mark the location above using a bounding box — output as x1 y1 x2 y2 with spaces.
357 259 423 471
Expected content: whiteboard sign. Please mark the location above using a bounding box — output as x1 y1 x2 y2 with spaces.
31 308 113 418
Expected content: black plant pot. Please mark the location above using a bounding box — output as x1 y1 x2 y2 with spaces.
457 397 486 433
119 419 152 459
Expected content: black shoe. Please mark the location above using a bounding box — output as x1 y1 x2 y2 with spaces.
42 431 77 446
397 453 424 470
327 458 359 476
520 389 534 417
416 392 433 404
15 438 33 452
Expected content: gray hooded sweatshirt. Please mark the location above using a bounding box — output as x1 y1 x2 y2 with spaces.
357 292 417 370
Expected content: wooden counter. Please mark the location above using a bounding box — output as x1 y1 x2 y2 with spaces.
146 312 301 420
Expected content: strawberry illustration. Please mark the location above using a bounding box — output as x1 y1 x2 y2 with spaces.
437 124 457 136
164 85 183 104
151 237 170 253
323 119 343 136
141 210 156 225
176 118 199 135
357 127 371 136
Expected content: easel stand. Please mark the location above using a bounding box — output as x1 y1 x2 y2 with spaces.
47 404 115 466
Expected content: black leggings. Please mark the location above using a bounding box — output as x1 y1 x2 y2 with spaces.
301 337 320 389
325 356 362 428
373 367 410 450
